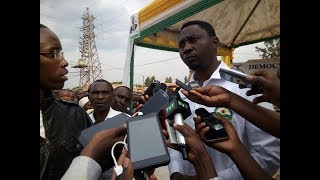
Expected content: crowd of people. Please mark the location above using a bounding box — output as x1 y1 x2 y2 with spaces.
40 20 280 180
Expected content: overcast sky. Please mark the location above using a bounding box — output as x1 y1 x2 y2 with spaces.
40 0 264 89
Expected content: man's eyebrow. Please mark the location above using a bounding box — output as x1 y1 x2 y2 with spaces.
40 45 61 51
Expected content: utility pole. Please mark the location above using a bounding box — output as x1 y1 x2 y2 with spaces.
142 76 145 86
72 7 102 90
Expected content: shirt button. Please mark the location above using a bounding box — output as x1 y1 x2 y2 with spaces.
77 144 81 149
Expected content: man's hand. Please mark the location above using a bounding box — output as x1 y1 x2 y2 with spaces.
139 94 150 104
194 115 242 155
110 149 157 180
80 125 127 163
132 104 143 115
163 123 217 179
163 123 208 163
181 85 232 108
110 149 134 180
242 69 280 107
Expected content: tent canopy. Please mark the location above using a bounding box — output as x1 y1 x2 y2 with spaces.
134 0 279 53
123 0 280 99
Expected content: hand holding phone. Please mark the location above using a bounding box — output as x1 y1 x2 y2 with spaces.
195 108 228 142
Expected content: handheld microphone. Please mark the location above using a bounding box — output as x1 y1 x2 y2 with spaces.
164 96 191 160
160 89 180 129
153 83 167 95
143 80 160 97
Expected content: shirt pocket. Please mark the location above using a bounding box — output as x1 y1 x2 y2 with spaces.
62 137 83 153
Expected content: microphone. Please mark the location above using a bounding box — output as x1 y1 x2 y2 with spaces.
143 80 160 97
159 89 180 129
164 96 191 160
153 83 167 95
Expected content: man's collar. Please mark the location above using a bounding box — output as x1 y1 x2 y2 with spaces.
90 107 113 124
210 60 229 80
189 60 229 84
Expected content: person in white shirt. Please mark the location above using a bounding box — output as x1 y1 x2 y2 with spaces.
87 79 123 124
168 20 280 180
87 79 146 179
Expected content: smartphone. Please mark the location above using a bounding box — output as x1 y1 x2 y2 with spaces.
195 108 228 142
127 113 170 170
219 68 252 88
139 89 169 115
176 79 192 91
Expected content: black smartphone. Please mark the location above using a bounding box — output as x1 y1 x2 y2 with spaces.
175 79 192 91
139 89 169 115
127 113 170 170
195 108 228 142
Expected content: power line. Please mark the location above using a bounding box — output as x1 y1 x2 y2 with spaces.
134 57 180 67
41 1 80 19
101 56 180 71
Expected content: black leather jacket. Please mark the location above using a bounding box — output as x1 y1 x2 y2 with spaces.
40 97 92 180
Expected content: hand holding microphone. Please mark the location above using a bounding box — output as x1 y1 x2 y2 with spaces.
164 96 191 160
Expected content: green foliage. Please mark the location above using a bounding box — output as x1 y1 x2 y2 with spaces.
255 38 280 58
165 77 172 83
111 81 122 84
151 76 155 82
145 77 151 87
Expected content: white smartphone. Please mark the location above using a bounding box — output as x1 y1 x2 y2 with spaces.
219 68 252 88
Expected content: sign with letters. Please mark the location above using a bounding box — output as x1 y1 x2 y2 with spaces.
231 57 280 74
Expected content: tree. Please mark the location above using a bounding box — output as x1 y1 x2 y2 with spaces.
112 81 122 84
165 77 172 83
145 77 151 87
151 76 155 82
184 76 188 83
255 38 280 58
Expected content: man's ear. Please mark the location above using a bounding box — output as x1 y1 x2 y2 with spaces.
211 36 219 48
